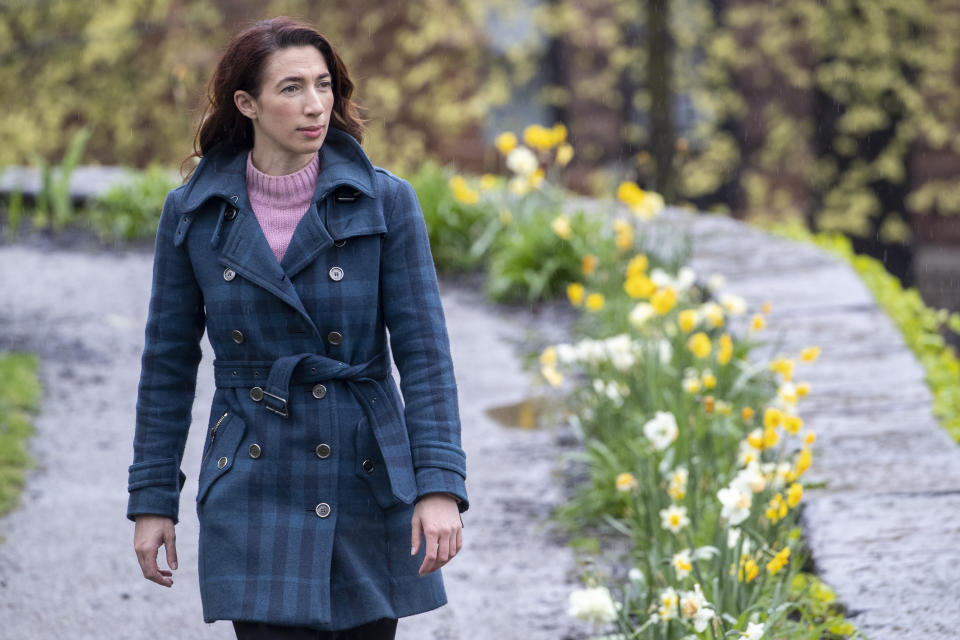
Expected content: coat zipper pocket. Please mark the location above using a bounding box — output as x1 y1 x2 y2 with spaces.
202 412 229 465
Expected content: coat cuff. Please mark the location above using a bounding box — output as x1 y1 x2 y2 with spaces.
414 466 468 513
126 458 186 523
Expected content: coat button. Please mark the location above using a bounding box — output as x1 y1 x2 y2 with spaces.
334 239 347 247
315 502 331 518
361 458 375 473
312 384 327 399
327 331 342 345
315 443 331 459
249 444 262 459
224 206 238 220
217 456 228 469
328 266 344 281
250 387 264 402
231 329 244 344
223 268 236 281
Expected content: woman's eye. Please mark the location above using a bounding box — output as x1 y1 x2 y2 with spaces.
318 81 332 89
282 85 299 94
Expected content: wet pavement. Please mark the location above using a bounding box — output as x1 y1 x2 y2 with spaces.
0 242 592 640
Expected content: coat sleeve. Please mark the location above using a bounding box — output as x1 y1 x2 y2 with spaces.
126 189 206 524
380 177 469 513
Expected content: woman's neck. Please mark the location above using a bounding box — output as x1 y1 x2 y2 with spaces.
249 147 318 176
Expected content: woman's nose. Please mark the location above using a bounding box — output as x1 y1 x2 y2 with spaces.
304 88 325 115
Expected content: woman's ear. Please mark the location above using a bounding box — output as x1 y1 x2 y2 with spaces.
234 90 258 120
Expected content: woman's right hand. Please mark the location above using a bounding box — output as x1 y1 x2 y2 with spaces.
134 514 178 587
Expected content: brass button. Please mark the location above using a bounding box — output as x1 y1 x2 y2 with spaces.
312 384 327 399
328 266 344 281
315 502 331 518
250 387 264 402
249 444 262 459
327 331 342 345
231 329 244 344
334 239 346 248
223 268 236 281
361 458 375 473
217 456 228 469
224 206 238 220
315 443 331 459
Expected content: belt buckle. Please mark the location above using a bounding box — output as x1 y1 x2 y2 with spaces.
262 389 289 418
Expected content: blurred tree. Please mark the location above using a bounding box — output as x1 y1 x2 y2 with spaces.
0 1 492 173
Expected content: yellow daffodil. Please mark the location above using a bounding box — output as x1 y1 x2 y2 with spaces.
741 406 755 421
738 555 759 582
541 365 563 387
624 273 656 299
523 124 559 151
762 426 779 449
765 493 788 524
551 215 572 239
678 309 699 333
770 357 795 381
795 447 812 475
701 371 717 389
716 400 733 416
616 182 665 219
480 173 497 190
761 301 772 314
617 181 646 208
801 345 821 362
626 253 649 277
615 472 639 492
747 429 764 451
688 332 712 359
750 314 766 332
614 219 634 251
651 287 678 314
449 175 479 204
763 407 783 429
783 413 803 435
495 131 517 155
718 333 733 364
787 482 803 508
585 293 605 311
539 345 557 368
555 142 574 167
703 395 715 413
796 381 811 397
766 547 790 575
581 254 598 276
567 282 585 307
803 430 816 445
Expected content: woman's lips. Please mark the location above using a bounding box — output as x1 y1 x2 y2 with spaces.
299 126 324 139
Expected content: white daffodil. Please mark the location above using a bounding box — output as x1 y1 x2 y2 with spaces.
732 462 767 494
707 272 726 292
506 145 538 176
672 548 693 579
741 621 766 639
605 334 637 371
629 302 655 329
555 343 578 365
717 485 752 525
660 504 690 533
720 293 747 316
567 585 621 625
657 587 679 621
676 266 696 292
680 583 715 632
643 411 679 451
657 340 673 365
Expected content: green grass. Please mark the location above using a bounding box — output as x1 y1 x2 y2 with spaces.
0 352 41 518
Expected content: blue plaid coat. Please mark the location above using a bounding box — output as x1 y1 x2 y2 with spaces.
126 127 468 630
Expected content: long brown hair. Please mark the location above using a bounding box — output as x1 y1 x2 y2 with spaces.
182 16 365 178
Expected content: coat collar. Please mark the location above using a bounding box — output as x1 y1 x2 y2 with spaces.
179 126 379 214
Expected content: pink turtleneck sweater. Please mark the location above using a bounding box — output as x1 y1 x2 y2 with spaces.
245 152 320 262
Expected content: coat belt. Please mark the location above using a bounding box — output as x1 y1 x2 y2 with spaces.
212 350 417 504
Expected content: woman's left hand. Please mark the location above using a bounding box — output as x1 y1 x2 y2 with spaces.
410 493 463 576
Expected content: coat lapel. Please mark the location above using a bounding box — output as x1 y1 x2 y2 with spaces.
279 199 333 279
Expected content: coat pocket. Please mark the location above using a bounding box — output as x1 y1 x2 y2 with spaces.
354 415 401 510
196 412 247 505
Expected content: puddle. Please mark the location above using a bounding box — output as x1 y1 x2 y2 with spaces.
485 395 560 429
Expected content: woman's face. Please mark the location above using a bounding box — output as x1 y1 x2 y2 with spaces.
234 45 335 172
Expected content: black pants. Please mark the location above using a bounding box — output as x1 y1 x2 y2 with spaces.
233 617 398 640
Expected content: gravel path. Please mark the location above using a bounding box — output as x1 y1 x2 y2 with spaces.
0 242 592 640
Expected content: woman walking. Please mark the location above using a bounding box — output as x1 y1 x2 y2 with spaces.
126 16 467 639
